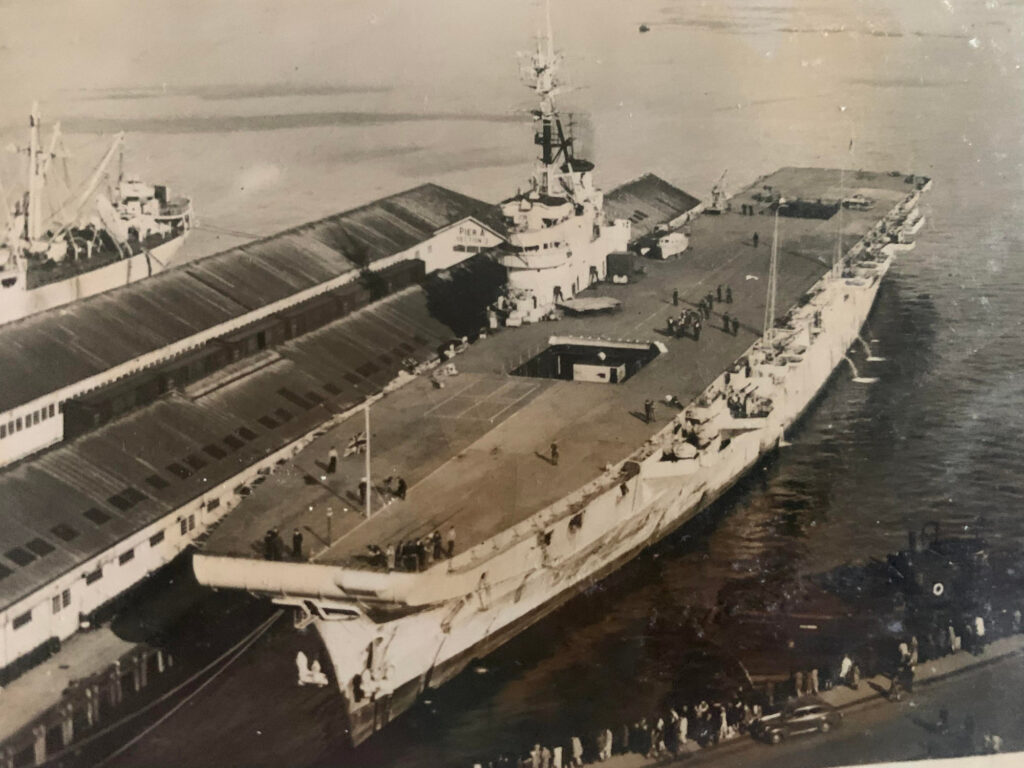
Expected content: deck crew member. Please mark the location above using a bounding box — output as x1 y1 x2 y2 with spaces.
292 528 304 559
550 441 559 466
327 446 338 473
432 530 443 561
271 528 284 560
446 525 456 558
722 312 731 332
644 399 655 423
693 317 702 341
358 478 368 505
726 285 733 304
672 288 679 306
731 316 740 336
385 543 396 571
396 476 407 500
716 284 723 302
753 231 759 248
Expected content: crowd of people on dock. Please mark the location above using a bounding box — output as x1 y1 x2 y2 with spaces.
468 602 1022 768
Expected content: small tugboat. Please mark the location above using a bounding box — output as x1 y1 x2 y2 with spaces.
0 104 193 326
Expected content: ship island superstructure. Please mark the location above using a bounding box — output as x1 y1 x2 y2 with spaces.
0 104 193 328
191 27 932 748
495 17 629 324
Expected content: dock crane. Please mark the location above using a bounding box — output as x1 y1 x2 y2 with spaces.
707 169 730 214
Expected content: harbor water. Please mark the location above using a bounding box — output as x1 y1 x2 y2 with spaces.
3 0 1022 766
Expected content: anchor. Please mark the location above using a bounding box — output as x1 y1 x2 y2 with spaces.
857 334 885 362
843 354 878 384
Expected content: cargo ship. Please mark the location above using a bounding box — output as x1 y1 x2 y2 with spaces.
0 104 193 326
193 19 929 746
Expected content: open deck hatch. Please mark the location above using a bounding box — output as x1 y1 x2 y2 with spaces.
511 335 664 384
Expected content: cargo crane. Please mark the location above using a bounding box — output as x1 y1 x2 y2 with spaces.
707 169 729 214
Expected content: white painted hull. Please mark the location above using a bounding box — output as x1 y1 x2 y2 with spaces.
0 235 184 327
312 234 904 743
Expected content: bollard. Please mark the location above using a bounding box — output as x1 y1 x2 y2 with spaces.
84 687 96 728
60 702 75 747
108 666 122 708
32 724 46 767
91 683 103 725
131 654 142 693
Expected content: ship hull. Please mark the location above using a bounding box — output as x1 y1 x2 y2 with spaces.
0 235 184 326
314 232 906 746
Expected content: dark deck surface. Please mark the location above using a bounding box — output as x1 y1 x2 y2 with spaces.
202 168 919 568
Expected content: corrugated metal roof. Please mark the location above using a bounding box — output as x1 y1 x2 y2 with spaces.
604 173 701 241
0 286 457 611
0 184 502 413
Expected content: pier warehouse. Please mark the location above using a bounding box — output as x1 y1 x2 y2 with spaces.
0 183 506 679
0 175 697 682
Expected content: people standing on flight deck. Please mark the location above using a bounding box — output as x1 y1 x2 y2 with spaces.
385 543 396 571
292 528 303 559
726 285 733 304
327 446 338 473
753 231 759 248
672 288 679 306
396 476 407 500
447 525 456 558
644 399 655 423
432 530 443 561
723 312 731 332
550 441 559 466
732 316 740 336
716 284 722 302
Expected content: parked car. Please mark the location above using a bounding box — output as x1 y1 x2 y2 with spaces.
753 698 842 745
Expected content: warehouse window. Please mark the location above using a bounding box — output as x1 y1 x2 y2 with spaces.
150 530 165 546
62 588 71 608
203 444 227 460
180 519 188 536
206 498 221 512
6 547 35 567
188 514 196 531
26 538 55 557
119 549 135 565
85 568 103 585
52 595 61 614
51 523 79 542
146 474 170 491
84 508 111 526
1 424 6 439
13 610 32 629
184 454 207 471
166 462 191 480
16 417 22 431
48 404 55 418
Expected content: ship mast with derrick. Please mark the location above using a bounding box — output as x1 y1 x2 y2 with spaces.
495 3 630 325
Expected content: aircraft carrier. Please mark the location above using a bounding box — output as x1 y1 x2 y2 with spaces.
193 18 930 747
